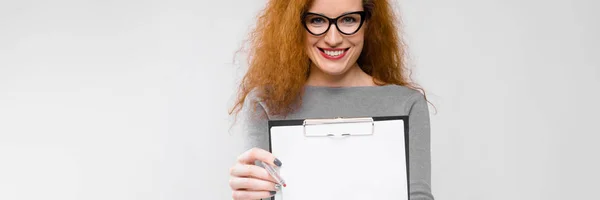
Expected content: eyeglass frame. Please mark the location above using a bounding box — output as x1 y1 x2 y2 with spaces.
301 11 367 36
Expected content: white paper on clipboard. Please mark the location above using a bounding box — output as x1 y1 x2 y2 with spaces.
267 116 409 200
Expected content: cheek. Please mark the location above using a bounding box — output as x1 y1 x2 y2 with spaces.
349 36 365 50
305 36 319 62
349 29 366 48
305 34 318 47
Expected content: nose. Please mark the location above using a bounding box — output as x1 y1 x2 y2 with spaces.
323 24 343 47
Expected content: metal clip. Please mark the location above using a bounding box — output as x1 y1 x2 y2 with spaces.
303 117 374 137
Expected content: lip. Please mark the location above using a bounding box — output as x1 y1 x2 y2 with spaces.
317 47 349 60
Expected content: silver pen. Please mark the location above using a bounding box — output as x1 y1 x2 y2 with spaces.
258 160 287 187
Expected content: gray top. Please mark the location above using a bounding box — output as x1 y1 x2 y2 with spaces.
241 84 434 200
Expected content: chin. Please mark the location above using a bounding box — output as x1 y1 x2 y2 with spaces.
315 63 349 76
311 50 353 76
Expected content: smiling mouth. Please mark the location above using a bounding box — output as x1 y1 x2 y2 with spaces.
318 47 350 60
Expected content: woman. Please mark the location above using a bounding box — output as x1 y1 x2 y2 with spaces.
228 0 433 199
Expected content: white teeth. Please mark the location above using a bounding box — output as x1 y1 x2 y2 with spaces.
323 50 345 56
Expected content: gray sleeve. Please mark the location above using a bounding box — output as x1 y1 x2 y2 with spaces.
406 93 435 200
240 94 270 153
239 95 272 200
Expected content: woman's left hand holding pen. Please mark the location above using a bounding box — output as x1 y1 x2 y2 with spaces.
229 147 282 200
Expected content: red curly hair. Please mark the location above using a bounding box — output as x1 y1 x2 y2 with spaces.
230 0 425 117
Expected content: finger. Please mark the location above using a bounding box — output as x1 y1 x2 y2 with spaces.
229 177 278 191
237 147 282 167
232 190 276 200
230 163 277 183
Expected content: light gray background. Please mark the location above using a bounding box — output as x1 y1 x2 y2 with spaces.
0 0 598 199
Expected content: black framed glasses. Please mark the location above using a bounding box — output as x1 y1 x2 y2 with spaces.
302 11 367 36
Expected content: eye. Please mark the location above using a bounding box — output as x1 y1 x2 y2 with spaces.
341 16 357 24
310 17 326 24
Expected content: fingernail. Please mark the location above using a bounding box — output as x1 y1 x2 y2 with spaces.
275 184 282 191
270 191 277 195
274 158 282 167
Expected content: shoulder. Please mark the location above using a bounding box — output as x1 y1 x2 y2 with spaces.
243 88 269 117
380 84 425 101
379 84 427 112
245 88 262 104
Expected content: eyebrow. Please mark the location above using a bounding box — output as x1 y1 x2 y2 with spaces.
309 11 364 17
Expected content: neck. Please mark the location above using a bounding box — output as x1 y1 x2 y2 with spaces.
306 63 375 87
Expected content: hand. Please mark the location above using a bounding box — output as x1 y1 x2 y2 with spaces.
229 147 283 200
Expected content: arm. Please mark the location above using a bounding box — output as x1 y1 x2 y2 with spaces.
240 95 270 152
230 94 278 200
406 93 435 200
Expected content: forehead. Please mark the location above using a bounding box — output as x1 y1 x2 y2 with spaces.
308 0 363 17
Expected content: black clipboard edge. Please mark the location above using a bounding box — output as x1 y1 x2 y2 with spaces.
267 115 410 200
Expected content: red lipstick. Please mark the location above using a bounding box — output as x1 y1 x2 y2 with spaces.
318 48 349 60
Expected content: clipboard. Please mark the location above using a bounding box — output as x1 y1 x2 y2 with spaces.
267 116 409 200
